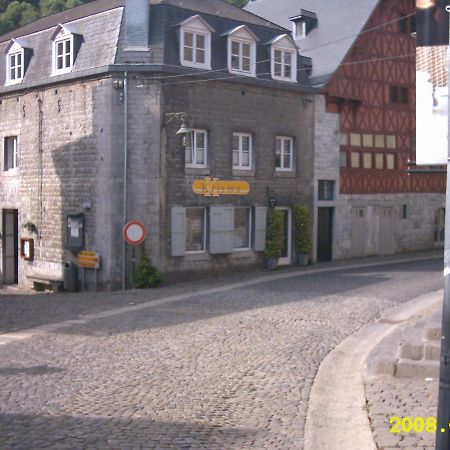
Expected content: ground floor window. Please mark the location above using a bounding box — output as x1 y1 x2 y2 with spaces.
435 208 445 243
234 207 251 250
186 207 206 252
4 136 18 171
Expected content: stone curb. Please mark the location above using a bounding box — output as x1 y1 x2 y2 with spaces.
304 290 443 450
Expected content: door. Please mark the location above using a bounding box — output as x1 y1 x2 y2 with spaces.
277 208 292 266
317 207 333 262
3 210 18 284
378 207 394 255
351 207 366 257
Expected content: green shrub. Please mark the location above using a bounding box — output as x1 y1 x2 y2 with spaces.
134 251 162 288
292 204 312 254
265 209 285 258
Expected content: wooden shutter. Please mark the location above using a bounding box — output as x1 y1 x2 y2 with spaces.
171 207 186 256
210 206 234 254
254 207 267 252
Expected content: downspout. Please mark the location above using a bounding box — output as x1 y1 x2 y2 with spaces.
121 72 128 290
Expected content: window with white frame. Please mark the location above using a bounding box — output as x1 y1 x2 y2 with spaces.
275 136 294 171
233 133 252 169
179 16 213 70
185 130 208 167
273 48 296 81
270 37 297 83
7 51 24 84
4 136 18 171
228 37 257 76
53 36 73 74
186 207 206 252
234 207 252 250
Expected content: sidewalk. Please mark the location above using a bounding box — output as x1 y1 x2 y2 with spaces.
0 250 442 335
365 303 442 449
304 287 443 450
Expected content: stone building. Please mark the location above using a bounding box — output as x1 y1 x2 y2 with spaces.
0 0 315 290
246 0 446 261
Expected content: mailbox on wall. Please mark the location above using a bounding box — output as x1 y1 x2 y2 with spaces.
66 213 85 252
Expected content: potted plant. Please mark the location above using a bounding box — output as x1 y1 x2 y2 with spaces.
265 209 285 270
292 204 312 266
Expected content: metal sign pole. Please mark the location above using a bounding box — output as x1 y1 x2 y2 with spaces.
435 160 450 448
435 34 450 449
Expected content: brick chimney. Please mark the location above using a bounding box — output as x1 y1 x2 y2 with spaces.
125 0 150 51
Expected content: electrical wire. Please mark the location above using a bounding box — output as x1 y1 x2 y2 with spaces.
143 10 416 83
157 52 415 87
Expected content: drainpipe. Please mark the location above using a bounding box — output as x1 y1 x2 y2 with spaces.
121 72 128 290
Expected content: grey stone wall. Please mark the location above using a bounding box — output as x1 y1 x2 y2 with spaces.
312 95 340 262
0 77 124 290
335 193 446 259
158 79 315 276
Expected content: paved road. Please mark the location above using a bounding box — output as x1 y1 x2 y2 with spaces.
0 258 444 449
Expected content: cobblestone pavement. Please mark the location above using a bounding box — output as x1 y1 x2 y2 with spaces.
0 258 444 449
366 376 438 450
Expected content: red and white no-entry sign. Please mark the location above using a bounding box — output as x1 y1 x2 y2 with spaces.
123 220 147 246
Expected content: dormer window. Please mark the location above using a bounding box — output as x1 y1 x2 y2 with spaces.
178 15 214 70
50 24 83 76
222 25 259 77
8 51 24 84
4 39 32 86
268 35 298 83
54 36 73 73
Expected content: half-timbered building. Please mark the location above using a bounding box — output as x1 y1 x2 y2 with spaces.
247 0 446 261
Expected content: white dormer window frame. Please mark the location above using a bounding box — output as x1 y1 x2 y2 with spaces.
53 34 74 75
270 37 298 83
6 48 25 85
228 37 256 76
179 16 213 70
293 21 306 40
224 25 259 77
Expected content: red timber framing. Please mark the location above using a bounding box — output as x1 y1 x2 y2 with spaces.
324 0 446 194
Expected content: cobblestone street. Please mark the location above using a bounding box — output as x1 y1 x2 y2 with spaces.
0 258 443 449
366 376 438 450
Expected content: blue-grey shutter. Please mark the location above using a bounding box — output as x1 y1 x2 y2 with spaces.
210 206 234 254
254 207 267 252
171 207 186 256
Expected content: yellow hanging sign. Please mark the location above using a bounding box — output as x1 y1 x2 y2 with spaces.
192 178 250 197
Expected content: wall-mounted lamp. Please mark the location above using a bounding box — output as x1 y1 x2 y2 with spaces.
166 112 193 146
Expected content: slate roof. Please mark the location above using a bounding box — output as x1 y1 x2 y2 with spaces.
0 0 312 93
0 8 123 87
0 0 282 44
245 0 381 85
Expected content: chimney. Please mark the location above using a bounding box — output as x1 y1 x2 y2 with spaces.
125 0 150 51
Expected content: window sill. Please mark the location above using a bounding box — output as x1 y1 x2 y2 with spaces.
185 250 207 255
185 167 210 176
2 168 19 176
181 62 211 71
232 169 255 177
52 68 73 76
275 170 295 178
272 75 297 84
231 249 254 258
5 79 23 86
228 69 256 78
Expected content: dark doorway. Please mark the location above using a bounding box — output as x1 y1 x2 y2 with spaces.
317 207 333 262
3 209 18 284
